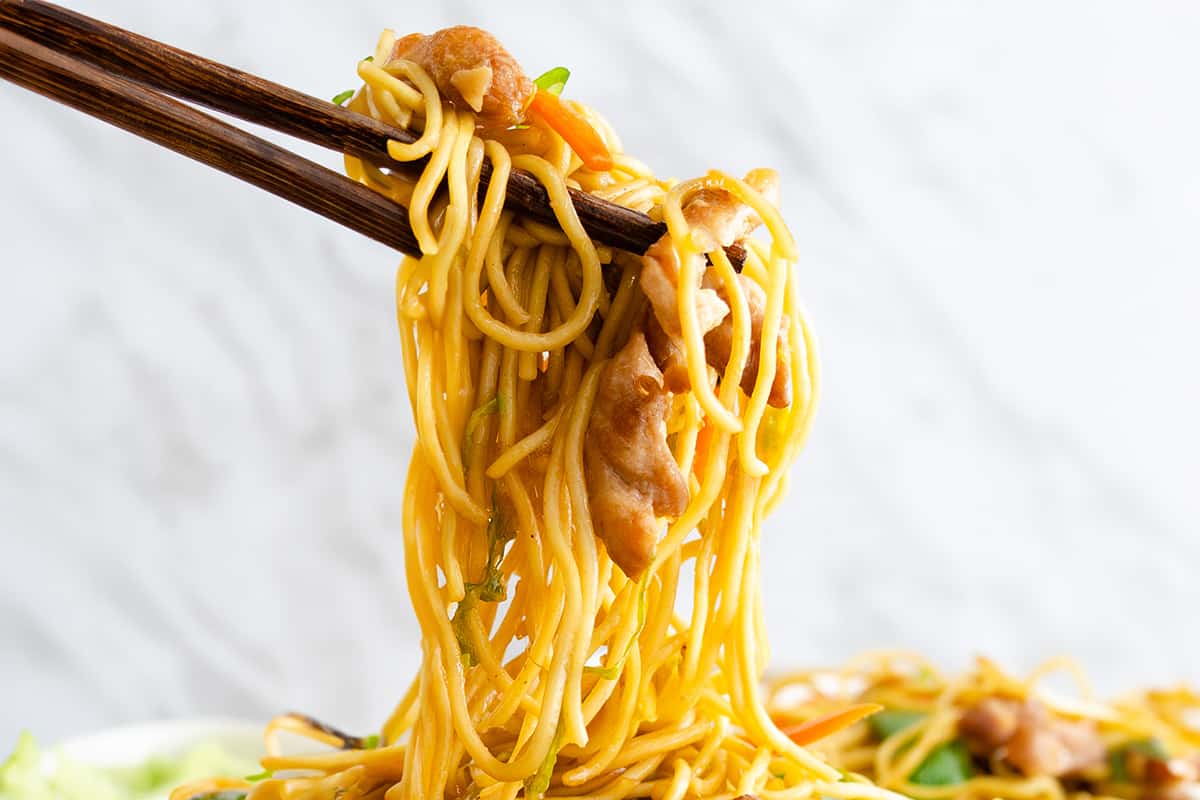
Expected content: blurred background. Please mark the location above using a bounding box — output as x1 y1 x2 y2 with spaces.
1 1 1198 745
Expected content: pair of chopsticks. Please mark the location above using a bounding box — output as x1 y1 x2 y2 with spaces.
0 0 745 267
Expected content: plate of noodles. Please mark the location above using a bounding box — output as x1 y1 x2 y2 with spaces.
3 14 1200 800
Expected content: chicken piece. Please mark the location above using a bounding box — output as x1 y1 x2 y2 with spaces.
638 239 727 342
645 276 790 408
640 169 790 406
641 169 780 341
1006 704 1105 777
392 27 534 128
584 332 689 577
959 696 1023 754
643 311 689 395
685 169 780 252
959 698 1105 778
702 273 792 408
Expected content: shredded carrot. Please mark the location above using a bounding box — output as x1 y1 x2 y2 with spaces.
527 89 613 172
777 703 883 747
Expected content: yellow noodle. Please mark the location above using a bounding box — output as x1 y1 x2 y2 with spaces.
769 653 1200 800
171 30 900 800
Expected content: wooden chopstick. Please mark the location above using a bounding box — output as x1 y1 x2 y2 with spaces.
0 27 423 256
0 0 418 172
0 0 745 267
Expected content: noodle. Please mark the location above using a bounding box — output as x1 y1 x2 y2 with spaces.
767 653 1200 800
173 26 902 800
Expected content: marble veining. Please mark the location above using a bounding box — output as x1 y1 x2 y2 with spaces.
1 1 1198 743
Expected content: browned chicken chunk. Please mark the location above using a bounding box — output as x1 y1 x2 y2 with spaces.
392 26 534 128
641 170 780 341
643 311 689 395
644 278 791 408
584 332 689 577
959 697 1105 778
683 172 779 253
639 169 790 407
702 273 792 408
639 240 727 344
959 696 1023 752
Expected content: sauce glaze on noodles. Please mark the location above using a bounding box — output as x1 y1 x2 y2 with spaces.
173 28 890 800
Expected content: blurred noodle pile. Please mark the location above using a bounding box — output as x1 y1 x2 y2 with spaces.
767 652 1200 800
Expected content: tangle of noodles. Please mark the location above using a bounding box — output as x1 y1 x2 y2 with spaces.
172 27 902 800
766 653 1200 800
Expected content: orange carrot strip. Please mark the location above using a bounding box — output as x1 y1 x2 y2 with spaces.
527 89 613 172
778 703 884 747
692 423 714 478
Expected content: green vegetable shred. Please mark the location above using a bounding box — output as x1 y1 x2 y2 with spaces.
451 495 514 666
908 739 974 787
1109 737 1169 782
533 66 570 96
523 722 564 798
584 579 647 680
868 709 927 740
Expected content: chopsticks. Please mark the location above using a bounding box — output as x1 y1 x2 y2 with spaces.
0 0 746 266
0 27 423 255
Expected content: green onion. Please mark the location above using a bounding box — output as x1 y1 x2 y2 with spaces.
462 395 502 467
533 66 570 96
584 579 647 679
524 722 564 798
451 592 480 666
868 709 928 740
451 494 515 665
363 55 374 62
909 740 974 787
865 709 971 786
331 89 355 106
478 496 514 601
244 769 273 781
1109 737 1169 782
362 733 381 750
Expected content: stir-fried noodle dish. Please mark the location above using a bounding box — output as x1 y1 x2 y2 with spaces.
168 25 1200 800
768 653 1200 800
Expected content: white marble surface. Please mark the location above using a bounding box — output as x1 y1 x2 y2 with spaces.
2 1 1198 745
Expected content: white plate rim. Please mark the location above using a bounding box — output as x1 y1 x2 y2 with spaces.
45 718 265 771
